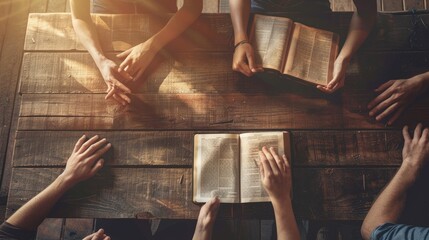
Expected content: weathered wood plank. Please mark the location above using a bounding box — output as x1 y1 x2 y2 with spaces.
19 52 244 94
7 168 202 219
63 219 94 240
23 13 429 52
36 218 64 240
7 167 396 219
292 130 403 166
294 168 397 220
403 0 426 10
24 13 233 52
17 92 429 130
382 0 404 11
13 131 194 167
46 0 67 12
0 0 32 221
12 130 404 167
15 93 359 130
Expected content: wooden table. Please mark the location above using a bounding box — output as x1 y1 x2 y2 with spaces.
6 12 429 220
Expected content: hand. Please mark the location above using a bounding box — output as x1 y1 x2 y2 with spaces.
368 76 428 125
59 135 111 187
98 58 132 105
83 229 111 240
317 57 349 93
258 146 292 201
117 39 159 80
232 42 263 77
193 197 220 240
402 124 429 170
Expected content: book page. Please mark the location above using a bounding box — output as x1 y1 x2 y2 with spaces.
249 14 293 71
284 23 339 85
193 134 240 203
239 132 290 203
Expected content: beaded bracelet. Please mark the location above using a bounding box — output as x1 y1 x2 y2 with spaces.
234 39 250 49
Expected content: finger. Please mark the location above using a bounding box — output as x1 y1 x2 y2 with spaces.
104 237 111 240
368 85 394 109
387 106 405 126
113 93 127 106
282 154 290 169
83 233 95 240
87 143 112 164
317 85 334 94
326 77 338 89
258 158 265 179
78 135 100 153
246 51 257 72
82 138 108 157
403 125 411 143
112 80 131 94
119 56 132 72
115 91 131 104
258 150 272 177
262 146 280 175
370 97 395 117
375 80 394 93
117 67 133 81
414 123 423 140
269 147 285 172
238 63 253 77
116 48 132 59
134 67 145 80
74 135 87 152
104 88 115 100
375 102 399 122
421 127 429 142
106 84 112 93
90 159 105 176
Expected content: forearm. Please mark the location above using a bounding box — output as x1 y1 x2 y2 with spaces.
6 175 73 231
229 0 250 44
72 18 107 67
272 198 300 240
338 4 376 62
149 1 202 51
361 164 417 239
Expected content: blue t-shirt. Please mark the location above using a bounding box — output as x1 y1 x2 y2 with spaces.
371 223 429 240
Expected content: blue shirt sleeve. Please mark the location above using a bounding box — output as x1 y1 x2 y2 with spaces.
371 223 429 240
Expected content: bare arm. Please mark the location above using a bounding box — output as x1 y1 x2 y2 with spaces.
70 0 131 105
116 0 202 79
228 0 262 76
318 0 377 93
6 135 111 231
259 147 300 240
361 124 429 239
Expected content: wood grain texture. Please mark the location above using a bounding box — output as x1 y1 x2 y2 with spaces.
403 0 426 10
382 0 404 11
0 0 32 221
7 168 202 219
292 130 403 166
13 131 194 167
7 167 395 220
63 219 94 240
36 218 64 240
17 92 429 130
24 13 233 52
293 167 398 220
23 13 429 52
12 130 404 167
18 51 429 95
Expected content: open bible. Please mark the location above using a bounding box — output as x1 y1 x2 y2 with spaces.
250 14 339 86
193 132 290 203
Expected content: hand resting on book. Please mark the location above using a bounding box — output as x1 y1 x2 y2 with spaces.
258 146 292 201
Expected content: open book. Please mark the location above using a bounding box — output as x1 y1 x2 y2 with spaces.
193 132 290 203
250 14 339 86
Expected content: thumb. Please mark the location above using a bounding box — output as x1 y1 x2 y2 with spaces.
246 51 256 72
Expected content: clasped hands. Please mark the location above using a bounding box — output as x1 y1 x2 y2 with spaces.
99 39 159 105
